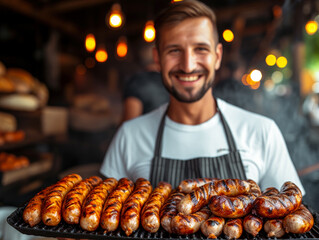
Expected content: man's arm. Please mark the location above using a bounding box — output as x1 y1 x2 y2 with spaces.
122 97 143 122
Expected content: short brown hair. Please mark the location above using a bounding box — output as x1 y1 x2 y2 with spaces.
154 0 219 50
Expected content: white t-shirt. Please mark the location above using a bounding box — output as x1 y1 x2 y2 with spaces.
100 98 305 195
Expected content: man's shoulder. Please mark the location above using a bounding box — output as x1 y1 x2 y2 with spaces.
217 98 275 126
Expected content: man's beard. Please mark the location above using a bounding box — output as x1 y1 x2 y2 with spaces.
163 70 214 103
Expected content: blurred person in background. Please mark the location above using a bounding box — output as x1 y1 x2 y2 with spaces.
122 43 169 121
100 0 304 194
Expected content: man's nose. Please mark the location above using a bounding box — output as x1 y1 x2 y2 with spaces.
180 50 197 73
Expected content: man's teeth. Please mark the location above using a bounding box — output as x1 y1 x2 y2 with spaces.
178 76 199 81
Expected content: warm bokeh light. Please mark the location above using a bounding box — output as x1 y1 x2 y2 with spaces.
117 37 128 58
222 29 234 42
276 56 287 68
95 48 108 62
250 69 262 82
305 20 318 35
85 34 96 52
250 80 260 90
75 64 86 75
109 13 122 28
272 5 282 19
241 74 248 86
265 54 276 66
107 3 124 28
144 21 156 42
84 57 95 69
171 0 183 2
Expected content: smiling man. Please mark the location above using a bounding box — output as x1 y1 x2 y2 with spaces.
100 0 305 195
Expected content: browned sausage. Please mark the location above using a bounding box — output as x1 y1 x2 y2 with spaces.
141 181 172 233
209 179 261 218
171 207 211 235
264 219 285 238
100 178 134 232
252 181 302 218
42 174 82 226
243 214 263 237
23 185 53 227
178 178 218 193
223 218 243 239
80 178 118 231
283 204 314 234
178 179 250 215
200 214 225 239
120 178 153 236
62 176 102 224
160 190 185 233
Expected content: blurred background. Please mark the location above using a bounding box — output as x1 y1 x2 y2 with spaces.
0 0 318 211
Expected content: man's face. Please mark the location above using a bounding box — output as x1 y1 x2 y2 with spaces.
154 17 222 103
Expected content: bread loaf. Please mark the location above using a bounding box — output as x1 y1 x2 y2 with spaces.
0 112 17 132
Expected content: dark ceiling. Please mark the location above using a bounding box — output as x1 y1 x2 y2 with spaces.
0 0 310 91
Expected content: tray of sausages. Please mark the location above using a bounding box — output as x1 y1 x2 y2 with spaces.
7 174 319 239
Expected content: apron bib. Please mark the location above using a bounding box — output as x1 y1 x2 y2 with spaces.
150 102 246 188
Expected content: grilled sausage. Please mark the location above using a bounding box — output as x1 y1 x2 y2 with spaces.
223 218 243 239
160 190 185 233
80 178 118 231
252 181 302 218
178 179 250 215
23 185 53 227
42 173 82 226
121 178 153 236
141 181 172 233
200 215 225 239
264 219 285 238
243 214 263 237
178 178 218 193
283 204 314 234
62 176 102 224
171 207 211 235
209 179 261 218
100 178 134 232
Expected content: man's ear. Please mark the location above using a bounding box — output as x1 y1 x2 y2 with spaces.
152 47 160 68
214 43 223 70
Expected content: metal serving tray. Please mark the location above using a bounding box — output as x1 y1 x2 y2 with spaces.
7 206 319 240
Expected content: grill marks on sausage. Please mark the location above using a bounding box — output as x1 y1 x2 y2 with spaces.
120 178 153 236
209 180 261 218
170 207 211 235
41 174 82 226
160 191 185 233
252 181 302 218
79 178 118 231
62 176 102 224
178 179 251 215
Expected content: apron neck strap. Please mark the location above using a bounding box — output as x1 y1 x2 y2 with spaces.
154 99 238 158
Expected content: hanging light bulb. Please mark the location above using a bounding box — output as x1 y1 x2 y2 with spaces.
85 33 96 52
305 20 318 35
222 29 234 42
144 20 156 42
116 36 128 58
107 3 124 29
95 45 108 62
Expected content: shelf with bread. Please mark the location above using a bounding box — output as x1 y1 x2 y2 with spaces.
0 63 63 206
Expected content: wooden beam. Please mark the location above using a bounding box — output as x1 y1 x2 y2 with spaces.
0 0 81 37
41 0 113 13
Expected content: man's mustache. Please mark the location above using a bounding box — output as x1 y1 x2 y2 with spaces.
169 69 208 75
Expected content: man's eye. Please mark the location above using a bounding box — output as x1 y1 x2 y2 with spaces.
168 49 180 53
196 47 209 52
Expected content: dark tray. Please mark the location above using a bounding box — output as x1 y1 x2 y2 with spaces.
6 206 319 240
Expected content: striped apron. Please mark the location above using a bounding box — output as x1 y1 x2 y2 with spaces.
150 103 247 188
